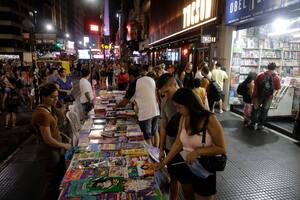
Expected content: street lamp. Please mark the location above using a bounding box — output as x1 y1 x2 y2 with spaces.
79 41 82 45
65 33 70 38
46 24 53 31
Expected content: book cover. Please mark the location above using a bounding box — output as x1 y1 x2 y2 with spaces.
108 157 127 167
122 142 144 149
127 166 139 178
80 169 95 179
94 167 110 177
100 143 121 151
121 149 148 156
109 166 124 177
66 177 123 197
62 168 83 184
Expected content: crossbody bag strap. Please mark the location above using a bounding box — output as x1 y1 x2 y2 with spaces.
201 114 210 145
39 105 52 114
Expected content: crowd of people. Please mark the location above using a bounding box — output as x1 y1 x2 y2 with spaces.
0 60 32 128
26 57 281 200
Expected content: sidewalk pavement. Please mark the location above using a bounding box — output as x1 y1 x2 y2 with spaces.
0 111 300 200
0 106 33 163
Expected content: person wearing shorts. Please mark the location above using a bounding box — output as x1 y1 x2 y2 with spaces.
138 116 159 141
117 64 159 145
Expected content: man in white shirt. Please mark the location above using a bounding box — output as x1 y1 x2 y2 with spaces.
211 63 228 113
117 65 160 145
79 67 94 117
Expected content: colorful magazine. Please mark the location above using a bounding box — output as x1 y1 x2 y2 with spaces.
94 167 110 177
109 166 124 177
100 143 121 151
66 177 123 197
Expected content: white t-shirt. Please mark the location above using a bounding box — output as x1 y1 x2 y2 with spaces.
125 76 159 121
79 78 94 103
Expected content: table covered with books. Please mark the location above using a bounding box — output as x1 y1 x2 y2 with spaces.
59 91 164 199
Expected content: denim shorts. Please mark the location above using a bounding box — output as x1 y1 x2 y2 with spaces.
138 116 159 140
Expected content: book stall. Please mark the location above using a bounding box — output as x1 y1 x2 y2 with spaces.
58 90 165 199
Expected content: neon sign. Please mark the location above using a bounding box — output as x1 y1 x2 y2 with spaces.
183 0 212 29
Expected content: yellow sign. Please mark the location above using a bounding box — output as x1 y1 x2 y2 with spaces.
183 0 212 29
101 44 111 49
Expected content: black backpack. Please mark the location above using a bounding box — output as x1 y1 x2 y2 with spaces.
207 78 222 102
259 72 275 97
237 81 248 96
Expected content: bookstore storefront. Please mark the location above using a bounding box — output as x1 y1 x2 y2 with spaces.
225 0 300 136
149 0 219 68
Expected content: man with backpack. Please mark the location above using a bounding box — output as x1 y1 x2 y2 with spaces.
201 66 222 112
250 63 281 130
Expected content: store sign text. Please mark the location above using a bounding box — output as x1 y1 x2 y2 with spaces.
183 0 212 29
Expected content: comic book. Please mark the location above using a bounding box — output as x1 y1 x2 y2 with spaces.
108 157 127 167
101 131 117 138
66 177 123 197
90 137 119 144
80 169 95 179
121 148 149 156
127 166 139 178
62 168 84 184
94 167 110 177
89 130 103 139
109 166 124 177
104 124 117 131
122 142 144 149
100 143 121 151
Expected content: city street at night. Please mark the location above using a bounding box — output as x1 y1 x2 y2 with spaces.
0 0 299 199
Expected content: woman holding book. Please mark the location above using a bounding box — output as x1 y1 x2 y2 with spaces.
154 88 226 200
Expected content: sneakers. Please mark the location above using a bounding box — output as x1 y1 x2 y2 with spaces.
249 123 264 131
249 123 258 130
257 124 264 130
244 120 250 127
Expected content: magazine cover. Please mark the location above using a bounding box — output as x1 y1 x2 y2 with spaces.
127 166 139 178
94 167 110 177
108 157 127 167
109 166 124 177
66 177 123 197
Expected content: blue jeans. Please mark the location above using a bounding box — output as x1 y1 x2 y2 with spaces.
251 96 272 126
138 116 159 140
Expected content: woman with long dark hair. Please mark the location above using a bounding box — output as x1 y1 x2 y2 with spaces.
155 88 226 200
32 83 71 200
242 72 257 126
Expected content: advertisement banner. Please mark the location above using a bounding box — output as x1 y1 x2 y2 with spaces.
225 0 300 24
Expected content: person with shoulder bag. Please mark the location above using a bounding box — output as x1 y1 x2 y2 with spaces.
153 88 226 200
237 72 257 126
32 83 71 200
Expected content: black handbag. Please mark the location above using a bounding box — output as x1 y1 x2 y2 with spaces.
198 115 227 172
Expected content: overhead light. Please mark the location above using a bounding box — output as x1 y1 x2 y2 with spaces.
65 33 70 38
272 18 289 34
293 33 300 38
46 24 53 31
268 28 300 36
